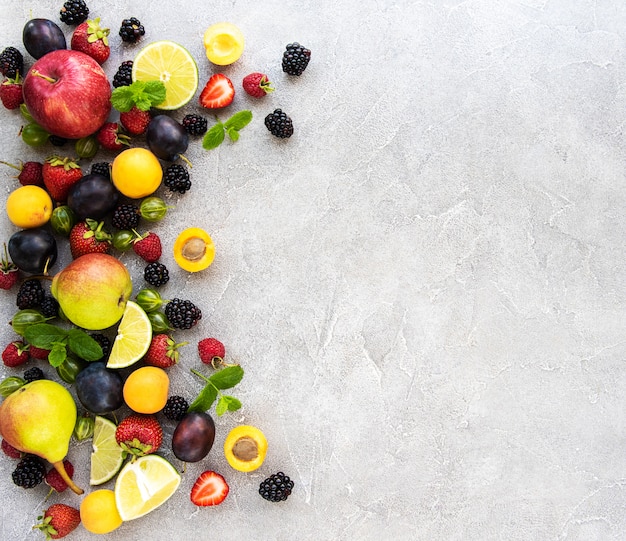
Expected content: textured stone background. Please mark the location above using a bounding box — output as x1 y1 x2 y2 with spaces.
1 1 626 540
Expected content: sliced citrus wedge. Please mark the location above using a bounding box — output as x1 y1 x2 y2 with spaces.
132 40 199 110
90 416 125 485
106 301 152 369
115 455 181 521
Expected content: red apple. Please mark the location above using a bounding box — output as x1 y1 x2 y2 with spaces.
22 49 111 139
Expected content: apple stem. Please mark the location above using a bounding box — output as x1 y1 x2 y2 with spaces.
53 460 84 495
31 69 57 84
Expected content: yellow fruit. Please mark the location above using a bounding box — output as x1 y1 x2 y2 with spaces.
80 489 123 534
223 425 268 472
111 148 162 199
6 185 53 228
203 22 245 65
115 455 180 521
123 366 169 413
132 40 199 110
107 301 152 369
172 227 215 272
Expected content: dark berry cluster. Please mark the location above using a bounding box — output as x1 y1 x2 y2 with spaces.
23 366 45 383
112 204 140 230
265 109 294 139
164 164 191 194
59 0 89 25
12 455 46 488
259 472 294 502
112 61 133 88
182 114 208 136
91 161 111 179
16 279 44 310
40 295 59 318
89 333 111 360
48 135 68 147
165 298 202 330
144 262 169 287
282 43 311 76
119 18 145 43
0 46 24 78
162 395 189 421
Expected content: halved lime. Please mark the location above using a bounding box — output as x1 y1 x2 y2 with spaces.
115 455 181 521
106 301 152 369
132 40 199 110
90 416 125 485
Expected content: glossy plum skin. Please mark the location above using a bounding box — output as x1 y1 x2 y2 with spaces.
8 228 58 274
23 19 66 59
67 174 120 220
146 115 189 162
75 362 124 414
171 411 215 462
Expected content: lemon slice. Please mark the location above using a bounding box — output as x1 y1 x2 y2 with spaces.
115 455 181 521
90 416 125 485
107 301 152 369
132 40 199 110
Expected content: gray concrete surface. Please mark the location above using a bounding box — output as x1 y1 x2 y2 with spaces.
1 0 626 539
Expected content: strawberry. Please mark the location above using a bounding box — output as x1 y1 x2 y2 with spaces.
115 414 163 458
69 219 112 258
1 438 22 459
0 243 19 290
0 73 23 110
42 156 82 202
144 334 188 368
34 503 81 539
2 340 29 367
190 470 229 506
0 160 44 186
198 337 225 367
45 460 74 494
133 231 162 263
120 105 152 135
96 122 130 151
242 72 274 98
199 74 235 109
70 18 110 64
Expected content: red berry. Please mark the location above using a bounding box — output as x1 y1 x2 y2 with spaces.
120 106 151 135
45 460 75 494
242 72 274 98
0 242 19 290
199 74 235 109
69 219 112 259
2 340 29 367
42 156 82 202
34 503 81 539
190 470 229 506
1 438 22 459
115 414 163 458
96 122 130 151
144 334 188 369
71 18 111 64
0 74 23 110
133 231 162 263
197 337 225 366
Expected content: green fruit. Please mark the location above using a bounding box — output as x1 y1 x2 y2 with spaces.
75 135 99 159
20 103 34 122
21 122 50 147
139 197 169 222
0 376 26 397
56 355 87 384
10 309 49 336
73 414 95 441
112 230 134 251
135 289 163 313
50 205 77 236
148 311 171 333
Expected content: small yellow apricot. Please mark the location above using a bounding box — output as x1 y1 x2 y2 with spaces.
6 185 53 228
224 425 268 472
173 227 215 272
203 22 245 66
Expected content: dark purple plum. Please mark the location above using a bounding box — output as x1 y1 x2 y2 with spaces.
67 173 120 220
146 115 189 162
23 19 66 60
8 228 57 274
171 411 215 462
75 362 123 414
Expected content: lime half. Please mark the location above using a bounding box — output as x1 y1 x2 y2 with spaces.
90 416 124 485
106 301 152 369
132 40 199 110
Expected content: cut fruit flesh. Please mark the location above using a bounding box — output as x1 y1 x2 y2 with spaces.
90 416 125 485
107 301 152 369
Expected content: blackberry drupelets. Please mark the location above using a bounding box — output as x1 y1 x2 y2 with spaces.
24 366 45 383
0 47 24 78
144 262 169 287
12 455 46 488
259 472 294 502
163 164 191 194
112 61 133 88
282 43 311 76
162 395 189 422
119 18 145 43
164 298 202 330
16 279 44 310
90 161 111 179
265 109 294 139
59 0 89 25
111 204 140 230
182 114 208 136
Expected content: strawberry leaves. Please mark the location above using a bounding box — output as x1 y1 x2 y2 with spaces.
111 80 167 112
202 110 252 150
188 365 244 415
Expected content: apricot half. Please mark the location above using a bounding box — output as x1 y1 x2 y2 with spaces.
203 22 245 65
223 425 267 472
173 227 215 272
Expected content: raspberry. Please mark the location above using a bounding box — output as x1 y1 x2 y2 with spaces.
44 460 75 493
198 338 225 367
1 438 22 459
242 72 274 98
2 341 29 367
133 231 162 263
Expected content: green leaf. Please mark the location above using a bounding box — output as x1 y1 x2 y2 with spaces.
143 81 167 108
188 384 218 413
67 329 103 362
224 110 253 131
226 127 240 142
24 324 67 349
224 395 242 412
202 123 225 150
111 80 167 112
110 86 135 112
48 344 67 368
209 365 244 390
216 396 228 416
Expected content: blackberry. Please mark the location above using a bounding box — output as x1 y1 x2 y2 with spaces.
40 295 59 318
49 135 68 147
16 279 44 310
59 0 89 25
281 43 311 76
259 472 294 502
144 262 170 287
90 333 111 360
12 455 46 488
162 395 189 421
165 298 202 330
91 161 111 179
163 164 191 194
264 109 294 139
182 114 208 136
0 46 24 78
119 18 145 43
23 366 45 383
112 61 133 88
112 203 140 230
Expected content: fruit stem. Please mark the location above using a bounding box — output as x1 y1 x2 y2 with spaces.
178 154 193 168
31 70 57 84
52 460 84 495
190 368 211 383
0 160 20 171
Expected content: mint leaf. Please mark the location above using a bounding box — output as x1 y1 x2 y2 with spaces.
111 80 167 112
226 127 239 142
209 365 244 390
24 324 67 349
48 344 67 368
188 384 218 413
110 86 135 112
216 396 228 416
202 122 225 150
142 81 167 108
224 110 252 131
223 395 241 412
67 329 103 362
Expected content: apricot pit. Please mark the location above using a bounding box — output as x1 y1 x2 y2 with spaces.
173 227 215 272
223 425 267 472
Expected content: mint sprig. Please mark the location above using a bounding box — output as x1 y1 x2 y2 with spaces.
111 80 167 112
202 110 253 150
24 323 103 367
188 365 244 415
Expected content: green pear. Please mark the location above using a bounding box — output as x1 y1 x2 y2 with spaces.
0 379 83 494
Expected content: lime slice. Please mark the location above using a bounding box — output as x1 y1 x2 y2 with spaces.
90 416 125 485
132 40 199 110
114 455 181 521
106 301 152 369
